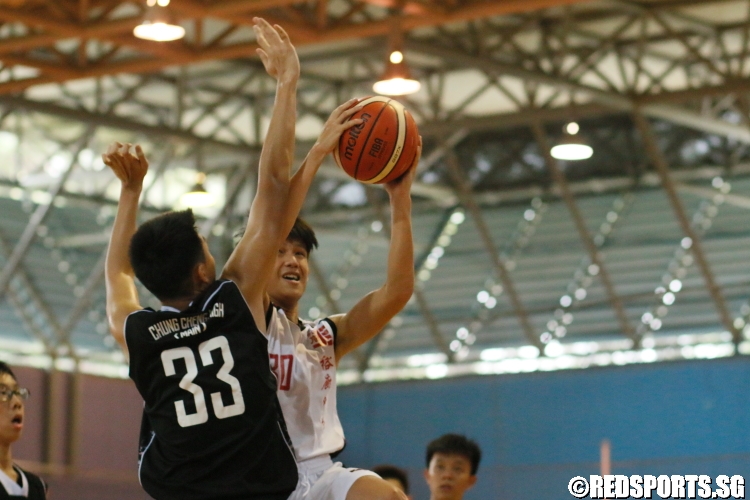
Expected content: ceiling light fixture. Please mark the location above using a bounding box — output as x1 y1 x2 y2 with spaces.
180 173 215 208
550 122 594 161
373 19 421 96
133 0 185 42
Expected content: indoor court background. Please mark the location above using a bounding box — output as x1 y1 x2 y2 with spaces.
0 0 748 499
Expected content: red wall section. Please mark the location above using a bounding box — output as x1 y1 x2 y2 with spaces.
10 366 151 500
12 366 45 463
73 374 144 472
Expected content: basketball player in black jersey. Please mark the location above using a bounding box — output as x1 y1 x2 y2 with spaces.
103 18 332 500
0 362 46 500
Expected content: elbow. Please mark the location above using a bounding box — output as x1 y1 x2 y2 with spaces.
105 314 125 345
264 172 291 193
390 280 414 308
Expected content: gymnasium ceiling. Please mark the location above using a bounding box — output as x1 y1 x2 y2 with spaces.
0 0 748 382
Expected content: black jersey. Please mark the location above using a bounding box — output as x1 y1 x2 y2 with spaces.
126 279 297 500
0 466 46 500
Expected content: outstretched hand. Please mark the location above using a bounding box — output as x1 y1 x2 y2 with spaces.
253 17 299 82
102 142 149 190
384 136 422 198
313 98 365 155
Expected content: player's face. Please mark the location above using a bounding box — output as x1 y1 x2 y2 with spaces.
267 239 309 306
424 453 476 500
0 373 24 446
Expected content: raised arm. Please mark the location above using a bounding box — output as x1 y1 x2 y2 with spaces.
222 18 300 329
103 143 148 357
285 99 364 225
332 138 422 360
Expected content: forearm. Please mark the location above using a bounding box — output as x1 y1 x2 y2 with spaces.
384 192 414 300
105 186 141 351
258 77 298 187
285 146 326 223
106 188 140 281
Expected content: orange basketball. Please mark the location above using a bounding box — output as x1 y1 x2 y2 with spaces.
334 96 419 184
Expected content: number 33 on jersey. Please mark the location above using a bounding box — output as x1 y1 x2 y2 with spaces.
161 335 244 427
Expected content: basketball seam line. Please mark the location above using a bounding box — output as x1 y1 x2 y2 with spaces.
365 102 408 183
353 97 391 181
366 102 401 183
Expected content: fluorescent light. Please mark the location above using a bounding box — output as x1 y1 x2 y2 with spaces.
551 143 593 161
373 76 421 96
550 124 594 161
134 21 185 42
180 173 215 208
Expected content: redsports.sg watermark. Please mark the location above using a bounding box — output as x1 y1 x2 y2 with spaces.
569 475 746 499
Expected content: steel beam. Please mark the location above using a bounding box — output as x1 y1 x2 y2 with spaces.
633 111 741 345
0 127 94 302
444 146 542 350
0 230 58 354
676 183 750 210
408 41 750 144
60 249 107 337
531 122 638 344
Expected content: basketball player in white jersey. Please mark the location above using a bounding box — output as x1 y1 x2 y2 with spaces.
263 134 420 500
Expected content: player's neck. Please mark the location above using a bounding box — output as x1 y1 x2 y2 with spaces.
274 299 300 325
0 443 14 478
160 281 213 311
160 298 193 312
283 305 300 325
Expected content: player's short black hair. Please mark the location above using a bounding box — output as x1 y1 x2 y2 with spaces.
426 434 482 475
372 465 409 494
0 361 16 381
129 209 206 301
234 218 318 255
287 218 318 255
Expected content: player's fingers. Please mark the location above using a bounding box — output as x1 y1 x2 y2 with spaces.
274 24 291 44
409 137 423 170
107 154 127 176
253 26 269 50
339 118 363 131
135 145 149 168
255 17 281 46
334 98 358 115
109 149 126 167
256 49 270 69
339 103 364 121
253 17 273 32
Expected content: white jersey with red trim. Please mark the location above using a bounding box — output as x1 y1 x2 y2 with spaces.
265 307 345 461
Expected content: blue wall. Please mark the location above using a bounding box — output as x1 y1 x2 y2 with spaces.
336 357 750 500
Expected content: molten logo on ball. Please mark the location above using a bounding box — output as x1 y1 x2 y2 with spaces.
334 96 419 184
343 112 371 161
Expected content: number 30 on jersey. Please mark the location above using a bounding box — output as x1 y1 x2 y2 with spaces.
161 335 245 428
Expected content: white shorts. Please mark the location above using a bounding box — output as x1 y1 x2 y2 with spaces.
288 455 379 500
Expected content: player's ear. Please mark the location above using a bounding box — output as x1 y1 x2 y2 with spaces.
194 261 211 286
466 474 477 489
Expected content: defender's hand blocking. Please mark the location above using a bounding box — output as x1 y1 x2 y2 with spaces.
312 98 365 156
384 135 422 197
253 17 299 82
103 142 149 190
